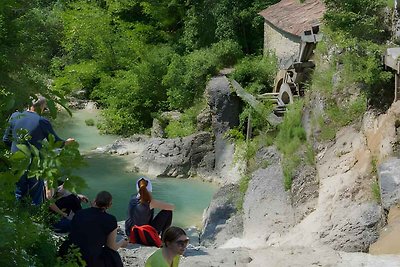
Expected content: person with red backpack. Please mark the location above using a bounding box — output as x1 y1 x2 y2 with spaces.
125 177 175 246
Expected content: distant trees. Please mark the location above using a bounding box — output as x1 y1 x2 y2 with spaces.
52 0 279 135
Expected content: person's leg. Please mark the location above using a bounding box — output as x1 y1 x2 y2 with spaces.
100 246 123 267
15 172 29 201
28 178 45 205
150 210 172 235
53 217 72 233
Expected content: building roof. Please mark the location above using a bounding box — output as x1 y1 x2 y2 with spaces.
259 0 325 36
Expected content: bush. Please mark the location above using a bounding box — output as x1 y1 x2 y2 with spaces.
164 100 206 138
230 54 277 94
85 118 95 126
210 39 243 67
164 48 219 110
323 0 387 42
274 100 306 190
237 175 251 211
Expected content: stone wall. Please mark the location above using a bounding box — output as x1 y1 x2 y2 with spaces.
263 22 300 65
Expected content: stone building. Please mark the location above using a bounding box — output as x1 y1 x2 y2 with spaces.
259 0 325 65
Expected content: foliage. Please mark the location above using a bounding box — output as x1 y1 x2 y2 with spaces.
323 0 387 42
231 54 278 94
181 0 279 53
85 119 95 126
371 181 381 203
164 99 207 138
0 0 64 110
238 101 275 134
53 0 280 134
318 93 367 141
0 134 85 266
274 100 306 190
163 48 218 110
237 174 251 211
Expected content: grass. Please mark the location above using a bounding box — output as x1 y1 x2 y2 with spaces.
274 100 306 190
318 96 367 141
387 0 395 8
237 175 251 211
371 181 381 203
165 98 207 138
371 157 381 203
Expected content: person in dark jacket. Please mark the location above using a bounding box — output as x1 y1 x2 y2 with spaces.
60 191 128 267
2 96 74 205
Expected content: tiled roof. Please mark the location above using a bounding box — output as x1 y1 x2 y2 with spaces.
259 0 325 36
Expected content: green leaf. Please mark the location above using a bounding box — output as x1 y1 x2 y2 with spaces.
16 145 31 157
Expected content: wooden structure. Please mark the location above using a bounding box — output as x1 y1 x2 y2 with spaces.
384 48 400 102
259 0 325 64
258 27 323 116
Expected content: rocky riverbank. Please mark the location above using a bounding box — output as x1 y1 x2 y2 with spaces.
99 76 400 266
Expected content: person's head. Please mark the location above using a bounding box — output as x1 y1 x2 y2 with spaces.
31 95 47 114
136 177 152 204
162 226 189 255
94 191 112 210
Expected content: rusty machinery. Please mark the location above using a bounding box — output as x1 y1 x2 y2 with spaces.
259 26 323 115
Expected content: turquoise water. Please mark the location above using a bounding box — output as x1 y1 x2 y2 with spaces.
54 109 217 227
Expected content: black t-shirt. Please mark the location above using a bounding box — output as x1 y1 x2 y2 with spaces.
68 207 117 266
55 194 82 215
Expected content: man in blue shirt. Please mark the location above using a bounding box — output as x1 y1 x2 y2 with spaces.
3 96 75 204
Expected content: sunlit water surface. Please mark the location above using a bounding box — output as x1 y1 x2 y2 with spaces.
54 109 217 228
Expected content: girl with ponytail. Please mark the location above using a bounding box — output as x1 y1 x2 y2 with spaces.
125 177 175 241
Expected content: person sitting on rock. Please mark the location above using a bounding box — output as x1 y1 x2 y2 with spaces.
48 179 89 233
59 191 128 267
145 226 189 267
125 177 174 239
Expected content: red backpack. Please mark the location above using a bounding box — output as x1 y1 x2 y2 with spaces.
129 225 162 247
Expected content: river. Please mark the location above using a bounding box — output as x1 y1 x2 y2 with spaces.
53 108 217 228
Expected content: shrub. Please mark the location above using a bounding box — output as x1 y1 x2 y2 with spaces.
274 100 306 190
164 49 218 110
237 175 251 211
211 39 243 67
323 0 387 42
230 54 277 94
85 118 95 126
164 99 206 138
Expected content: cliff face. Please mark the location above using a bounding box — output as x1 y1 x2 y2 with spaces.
116 86 400 266
204 101 400 255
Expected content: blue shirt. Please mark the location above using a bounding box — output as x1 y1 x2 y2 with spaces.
3 111 64 152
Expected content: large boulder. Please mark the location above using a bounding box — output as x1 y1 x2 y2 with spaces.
243 146 295 248
205 75 241 135
378 157 400 209
133 132 214 178
201 183 242 247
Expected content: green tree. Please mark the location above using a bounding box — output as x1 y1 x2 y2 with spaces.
323 0 387 42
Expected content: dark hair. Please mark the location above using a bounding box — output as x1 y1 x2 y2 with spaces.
138 178 152 204
95 191 112 209
162 226 186 247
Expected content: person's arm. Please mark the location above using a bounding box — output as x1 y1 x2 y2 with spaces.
150 199 175 210
77 194 89 203
106 228 129 251
40 118 64 142
49 203 68 218
41 118 75 146
2 116 13 149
